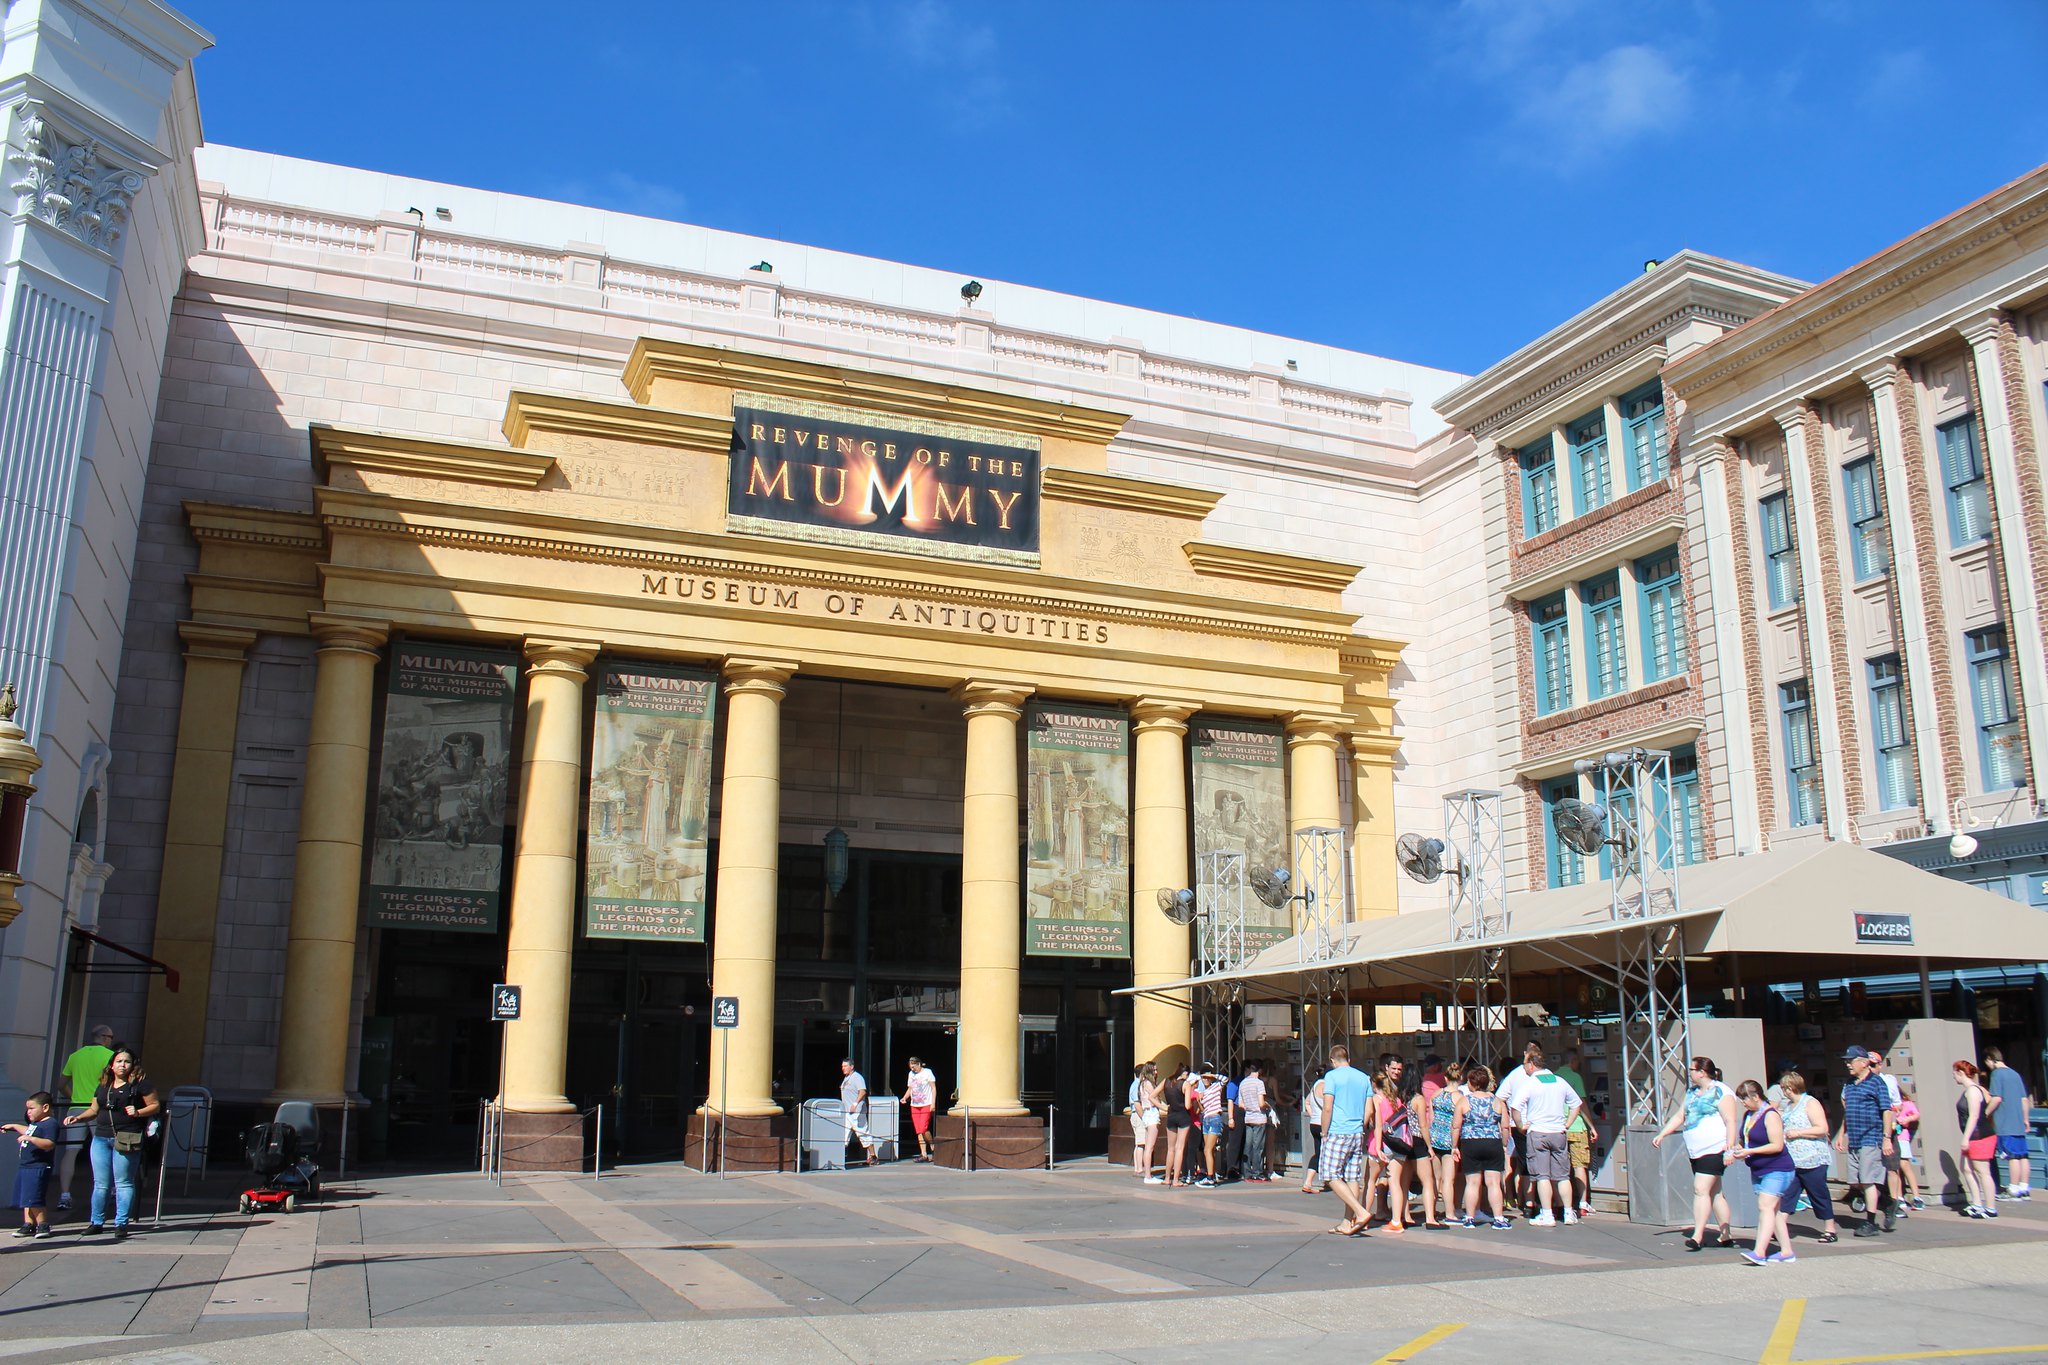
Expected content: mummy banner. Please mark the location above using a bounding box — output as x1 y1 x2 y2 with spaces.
583 664 718 942
367 642 519 933
1025 703 1131 958
1190 719 1291 955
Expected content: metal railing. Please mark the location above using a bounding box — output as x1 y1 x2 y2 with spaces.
479 1101 606 1185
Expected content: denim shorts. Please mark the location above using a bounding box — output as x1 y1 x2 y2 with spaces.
1753 1168 1797 1199
1202 1115 1225 1136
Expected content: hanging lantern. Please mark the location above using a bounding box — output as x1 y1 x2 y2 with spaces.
823 826 850 898
0 685 43 928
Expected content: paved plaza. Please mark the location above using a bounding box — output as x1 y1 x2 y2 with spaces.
0 1159 2041 1363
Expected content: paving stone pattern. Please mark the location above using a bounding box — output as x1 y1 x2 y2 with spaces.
0 1161 2040 1362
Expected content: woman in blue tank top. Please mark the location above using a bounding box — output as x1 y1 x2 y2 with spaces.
1731 1079 1797 1265
1451 1065 1510 1229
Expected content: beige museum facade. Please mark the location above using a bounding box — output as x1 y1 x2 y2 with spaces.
141 331 1403 1168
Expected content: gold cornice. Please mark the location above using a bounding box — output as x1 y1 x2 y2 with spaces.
1340 635 1406 675
1183 541 1363 594
624 338 1131 445
313 493 1356 652
310 424 555 488
1348 733 1403 759
176 621 258 660
502 390 731 453
1040 467 1220 520
184 501 323 551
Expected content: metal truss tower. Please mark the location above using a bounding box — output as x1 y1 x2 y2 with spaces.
1582 748 1690 1126
1194 850 1248 1069
1443 790 1512 1072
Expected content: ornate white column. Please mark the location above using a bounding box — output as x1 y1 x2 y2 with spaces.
1863 364 1950 828
1693 437 1760 853
0 101 159 743
1960 313 2048 794
1775 404 1848 836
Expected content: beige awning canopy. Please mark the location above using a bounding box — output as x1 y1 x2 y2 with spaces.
1124 840 2048 1004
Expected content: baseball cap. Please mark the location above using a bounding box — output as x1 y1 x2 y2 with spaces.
1198 1063 1218 1076
1840 1045 1869 1062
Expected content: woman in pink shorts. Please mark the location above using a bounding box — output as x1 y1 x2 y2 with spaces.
1955 1061 1998 1217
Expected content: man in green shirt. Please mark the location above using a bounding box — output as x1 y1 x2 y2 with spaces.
54 1026 112 1213
1553 1049 1597 1218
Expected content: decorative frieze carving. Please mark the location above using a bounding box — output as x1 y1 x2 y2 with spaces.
7 101 152 253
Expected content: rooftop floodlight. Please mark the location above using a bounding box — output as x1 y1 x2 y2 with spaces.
434 207 452 221
960 279 983 304
749 260 773 272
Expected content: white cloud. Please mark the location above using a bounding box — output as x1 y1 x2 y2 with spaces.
894 0 997 67
1438 2 1696 175
853 0 1009 131
1520 44 1694 169
1860 49 1927 108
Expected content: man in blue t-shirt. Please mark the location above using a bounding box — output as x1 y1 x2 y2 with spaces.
1984 1047 2032 1201
1313 1046 1372 1234
1832 1045 1897 1237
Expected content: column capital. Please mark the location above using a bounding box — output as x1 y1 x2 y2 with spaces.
306 613 388 655
1771 401 1817 438
1284 713 1347 746
723 657 798 697
952 679 1032 718
1956 309 2007 349
176 621 258 662
1130 698 1199 731
1859 358 1907 394
1691 434 1734 470
522 638 600 677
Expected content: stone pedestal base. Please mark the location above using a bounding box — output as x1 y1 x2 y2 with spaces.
684 1112 796 1172
501 1110 584 1172
932 1112 1044 1170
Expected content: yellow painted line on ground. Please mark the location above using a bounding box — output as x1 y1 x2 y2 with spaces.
963 1357 1020 1365
1762 1297 2048 1365
1796 1348 2048 1365
1762 1300 1808 1365
1369 1323 1466 1364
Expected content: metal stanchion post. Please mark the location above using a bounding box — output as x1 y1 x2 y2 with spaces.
717 1027 730 1181
339 1099 350 1183
593 1103 603 1182
1046 1105 1054 1171
965 1107 974 1173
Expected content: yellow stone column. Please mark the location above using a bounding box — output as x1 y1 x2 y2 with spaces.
953 681 1032 1116
273 616 387 1103
704 659 798 1117
1348 736 1401 920
1131 699 1197 1074
501 640 599 1113
1285 713 1346 936
144 622 258 1085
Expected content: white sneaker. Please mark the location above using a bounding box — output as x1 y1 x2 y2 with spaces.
1530 1211 1557 1226
1143 1175 1165 1184
1562 1209 1578 1225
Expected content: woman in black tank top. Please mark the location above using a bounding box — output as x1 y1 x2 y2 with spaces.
1163 1067 1194 1186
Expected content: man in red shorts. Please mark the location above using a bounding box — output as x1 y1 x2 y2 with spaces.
902 1056 938 1163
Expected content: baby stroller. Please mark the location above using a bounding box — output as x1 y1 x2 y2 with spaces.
239 1101 321 1213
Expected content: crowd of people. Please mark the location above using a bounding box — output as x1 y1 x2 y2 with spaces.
1123 1040 2038 1259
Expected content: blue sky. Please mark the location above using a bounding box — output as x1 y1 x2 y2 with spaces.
184 1 2048 377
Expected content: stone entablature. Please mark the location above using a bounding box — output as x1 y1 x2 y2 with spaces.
194 180 1431 462
1435 251 1806 445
